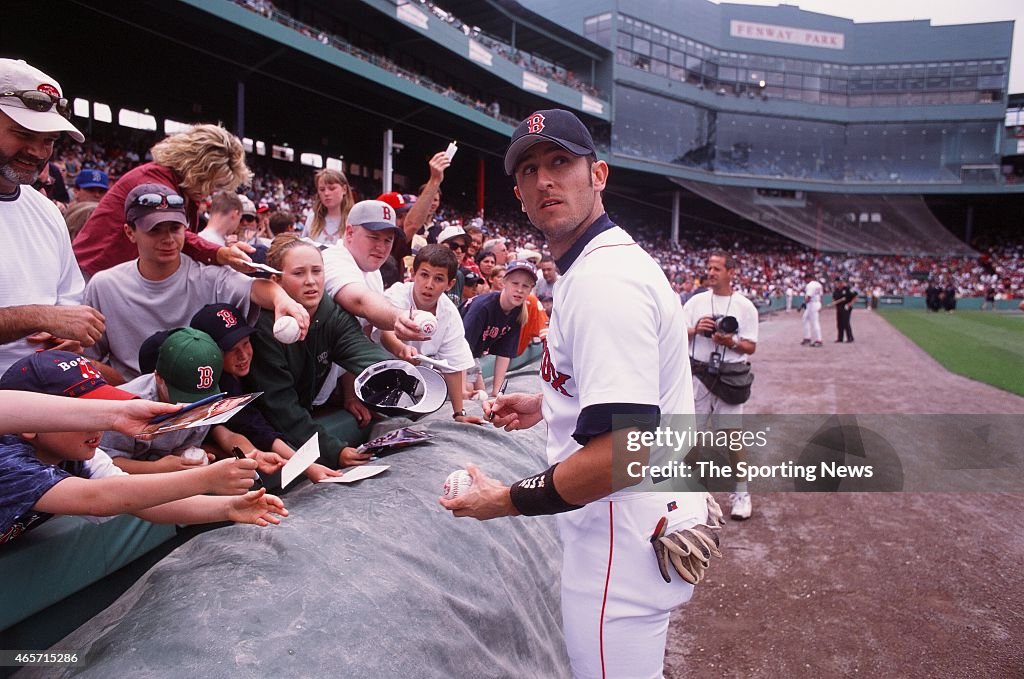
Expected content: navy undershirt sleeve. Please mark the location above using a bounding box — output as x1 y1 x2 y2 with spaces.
572 403 661 446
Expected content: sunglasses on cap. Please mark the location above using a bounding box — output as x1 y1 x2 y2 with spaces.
0 90 72 120
132 193 185 209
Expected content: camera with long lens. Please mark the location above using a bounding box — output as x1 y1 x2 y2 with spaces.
701 314 739 338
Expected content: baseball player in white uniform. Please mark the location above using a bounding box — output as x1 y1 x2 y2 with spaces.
681 253 758 520
802 274 823 347
441 110 718 679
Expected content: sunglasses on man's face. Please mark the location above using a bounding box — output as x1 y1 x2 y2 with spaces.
0 90 72 120
241 215 258 223
446 241 468 253
132 193 185 209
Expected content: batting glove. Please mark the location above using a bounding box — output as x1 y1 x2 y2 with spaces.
650 494 724 585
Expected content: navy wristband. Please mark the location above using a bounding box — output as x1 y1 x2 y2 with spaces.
509 464 584 516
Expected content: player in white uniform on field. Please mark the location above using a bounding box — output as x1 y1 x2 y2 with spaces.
681 253 758 520
441 109 715 679
802 273 823 347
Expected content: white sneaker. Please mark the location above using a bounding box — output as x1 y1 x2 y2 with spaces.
730 492 752 520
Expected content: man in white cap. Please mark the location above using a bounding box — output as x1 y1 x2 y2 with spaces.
0 58 105 375
436 224 469 307
319 200 427 420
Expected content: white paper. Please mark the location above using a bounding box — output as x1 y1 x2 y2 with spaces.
281 433 320 487
444 141 458 160
247 261 282 275
415 355 453 372
317 465 390 483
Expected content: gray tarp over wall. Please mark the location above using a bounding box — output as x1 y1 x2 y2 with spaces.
27 374 571 679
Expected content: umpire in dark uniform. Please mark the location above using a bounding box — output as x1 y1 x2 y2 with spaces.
831 276 858 343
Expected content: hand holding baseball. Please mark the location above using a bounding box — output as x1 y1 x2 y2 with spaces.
439 464 517 520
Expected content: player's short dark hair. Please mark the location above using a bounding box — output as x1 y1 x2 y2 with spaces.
413 243 458 281
539 254 555 265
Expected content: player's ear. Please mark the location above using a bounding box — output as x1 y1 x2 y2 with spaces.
513 186 526 214
123 223 137 243
591 160 609 192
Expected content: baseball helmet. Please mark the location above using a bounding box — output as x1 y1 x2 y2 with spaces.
354 360 447 419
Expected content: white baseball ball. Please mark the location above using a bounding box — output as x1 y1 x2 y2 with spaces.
181 447 209 466
443 469 473 500
273 315 301 344
413 310 438 336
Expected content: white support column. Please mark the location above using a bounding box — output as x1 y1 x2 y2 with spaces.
382 128 394 194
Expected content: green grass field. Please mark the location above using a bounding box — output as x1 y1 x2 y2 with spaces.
879 309 1024 396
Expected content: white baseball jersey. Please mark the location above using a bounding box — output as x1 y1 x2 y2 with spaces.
541 219 706 678
681 290 759 364
804 280 823 308
322 241 383 330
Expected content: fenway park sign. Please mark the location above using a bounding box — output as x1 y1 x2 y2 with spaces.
730 20 845 50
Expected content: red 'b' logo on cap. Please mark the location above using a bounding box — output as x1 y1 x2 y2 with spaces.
216 309 237 327
197 366 214 390
526 113 545 134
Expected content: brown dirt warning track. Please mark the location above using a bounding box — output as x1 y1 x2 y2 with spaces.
664 307 1024 679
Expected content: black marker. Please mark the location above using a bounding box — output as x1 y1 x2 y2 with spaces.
487 377 509 421
232 446 264 490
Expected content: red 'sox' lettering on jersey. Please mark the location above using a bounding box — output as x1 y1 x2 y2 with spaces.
540 340 572 397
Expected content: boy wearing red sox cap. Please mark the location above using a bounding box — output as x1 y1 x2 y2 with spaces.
0 351 286 546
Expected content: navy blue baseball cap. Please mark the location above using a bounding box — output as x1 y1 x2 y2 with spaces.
139 328 184 375
190 303 257 352
0 351 134 400
505 259 538 283
504 109 597 175
74 169 109 190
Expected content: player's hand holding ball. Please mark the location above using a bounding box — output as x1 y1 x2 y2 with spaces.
440 464 516 520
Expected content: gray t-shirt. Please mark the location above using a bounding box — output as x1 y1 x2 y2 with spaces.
99 374 210 460
84 255 254 380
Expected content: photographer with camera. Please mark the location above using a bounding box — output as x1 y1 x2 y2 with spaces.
682 253 759 520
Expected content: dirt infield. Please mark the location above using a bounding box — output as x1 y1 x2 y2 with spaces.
664 307 1024 678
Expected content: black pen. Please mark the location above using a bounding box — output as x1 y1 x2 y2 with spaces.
232 446 264 490
487 377 509 421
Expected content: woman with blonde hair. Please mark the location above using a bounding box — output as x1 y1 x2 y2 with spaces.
244 234 392 468
73 123 254 278
301 168 353 246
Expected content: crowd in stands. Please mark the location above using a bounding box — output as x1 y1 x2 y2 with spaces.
44 130 1024 307
235 0 602 110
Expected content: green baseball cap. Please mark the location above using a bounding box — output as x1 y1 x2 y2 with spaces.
156 328 223 403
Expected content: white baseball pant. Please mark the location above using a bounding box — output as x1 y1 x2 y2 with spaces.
557 493 706 679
